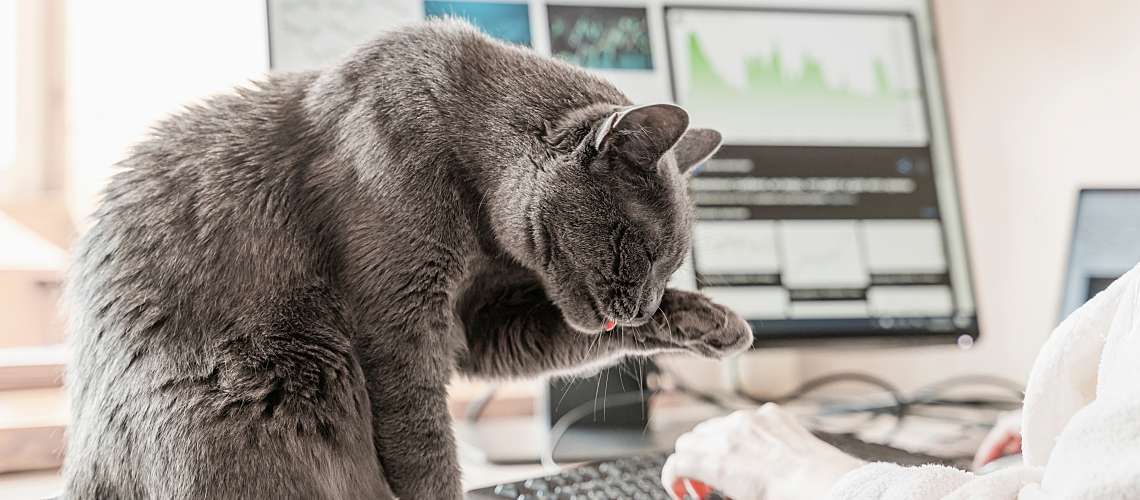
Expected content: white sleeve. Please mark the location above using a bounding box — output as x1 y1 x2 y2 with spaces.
828 463 1043 500
1022 263 1140 499
828 463 972 500
831 262 1140 500
1018 265 1130 466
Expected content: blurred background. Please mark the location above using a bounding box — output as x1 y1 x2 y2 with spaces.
1 0 1139 495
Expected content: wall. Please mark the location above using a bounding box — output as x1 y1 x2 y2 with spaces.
1 0 71 248
66 0 269 224
797 0 1140 389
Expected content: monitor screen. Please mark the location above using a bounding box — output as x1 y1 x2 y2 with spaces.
1059 189 1140 319
665 6 977 344
666 8 926 146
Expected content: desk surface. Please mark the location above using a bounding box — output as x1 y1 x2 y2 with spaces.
0 402 992 497
458 401 991 490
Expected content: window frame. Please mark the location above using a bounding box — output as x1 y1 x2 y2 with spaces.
0 0 69 385
2 0 67 200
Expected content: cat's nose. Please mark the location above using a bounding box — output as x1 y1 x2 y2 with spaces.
634 294 662 323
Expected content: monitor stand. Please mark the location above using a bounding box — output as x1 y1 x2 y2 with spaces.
456 360 683 465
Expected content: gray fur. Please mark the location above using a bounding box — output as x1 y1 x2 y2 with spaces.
63 20 751 499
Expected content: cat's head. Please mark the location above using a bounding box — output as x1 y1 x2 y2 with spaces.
515 103 721 333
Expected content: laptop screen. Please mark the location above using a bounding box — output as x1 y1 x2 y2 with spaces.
1059 189 1140 319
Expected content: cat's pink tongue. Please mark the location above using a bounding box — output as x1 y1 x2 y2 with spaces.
604 319 617 332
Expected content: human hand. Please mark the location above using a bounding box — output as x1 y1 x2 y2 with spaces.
661 404 866 500
973 411 1022 469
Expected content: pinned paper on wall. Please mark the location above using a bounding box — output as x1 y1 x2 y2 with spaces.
424 0 533 47
266 0 422 71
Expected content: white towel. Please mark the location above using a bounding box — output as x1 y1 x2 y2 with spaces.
830 262 1140 499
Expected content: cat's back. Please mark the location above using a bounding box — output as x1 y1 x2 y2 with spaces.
308 19 629 146
62 71 379 498
67 71 335 362
94 71 322 232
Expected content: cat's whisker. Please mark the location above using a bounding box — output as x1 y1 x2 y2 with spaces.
635 357 645 416
602 368 610 420
593 365 603 420
614 353 629 395
655 307 674 335
554 375 579 413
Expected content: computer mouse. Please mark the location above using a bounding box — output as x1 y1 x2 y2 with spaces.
671 478 730 500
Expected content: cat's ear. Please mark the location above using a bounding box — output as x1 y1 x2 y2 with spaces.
594 103 689 170
672 128 723 176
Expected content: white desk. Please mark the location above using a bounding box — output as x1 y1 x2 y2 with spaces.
0 401 993 496
458 401 993 491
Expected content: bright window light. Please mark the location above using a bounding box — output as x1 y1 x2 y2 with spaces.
0 2 15 174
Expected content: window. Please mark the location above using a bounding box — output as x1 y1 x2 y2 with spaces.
0 1 69 370
0 1 15 180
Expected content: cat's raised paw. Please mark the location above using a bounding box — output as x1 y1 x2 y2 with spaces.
653 290 754 358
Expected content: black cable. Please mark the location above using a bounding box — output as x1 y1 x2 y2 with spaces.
779 372 907 407
657 372 737 412
542 389 663 468
538 370 1026 468
909 375 1025 405
910 397 1022 411
541 385 729 468
814 396 1022 423
725 370 1023 438
735 371 910 436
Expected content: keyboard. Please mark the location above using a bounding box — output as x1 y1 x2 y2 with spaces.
466 431 962 499
467 452 679 500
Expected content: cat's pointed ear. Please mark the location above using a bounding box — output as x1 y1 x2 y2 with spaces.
594 103 689 170
672 128 723 176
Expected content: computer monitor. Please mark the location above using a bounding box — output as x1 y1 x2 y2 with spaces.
664 4 977 347
1059 188 1140 319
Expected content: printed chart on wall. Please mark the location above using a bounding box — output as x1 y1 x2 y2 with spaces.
267 0 422 71
548 5 653 70
545 4 671 103
424 0 533 47
665 8 928 146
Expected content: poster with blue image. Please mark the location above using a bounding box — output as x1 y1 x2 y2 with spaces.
424 1 532 47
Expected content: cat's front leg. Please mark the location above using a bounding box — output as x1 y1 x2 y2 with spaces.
457 285 751 380
356 325 462 500
631 288 754 358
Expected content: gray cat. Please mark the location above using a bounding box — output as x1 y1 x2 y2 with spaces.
63 20 752 499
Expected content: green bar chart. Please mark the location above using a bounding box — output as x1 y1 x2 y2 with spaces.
668 9 928 146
